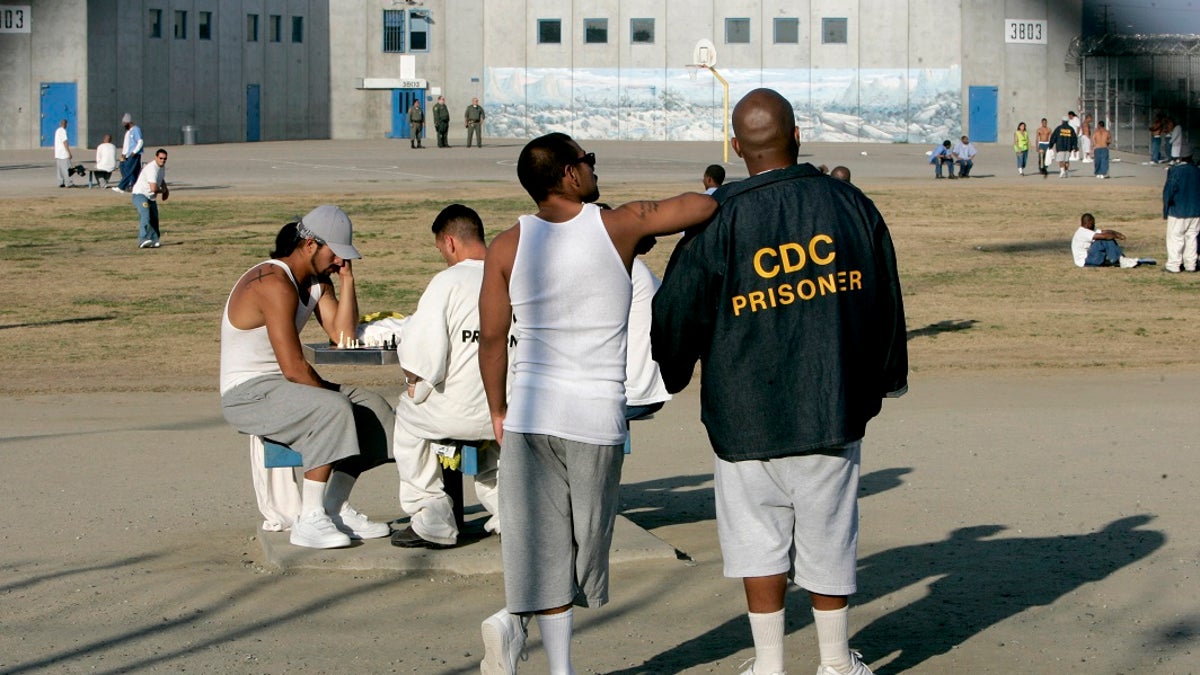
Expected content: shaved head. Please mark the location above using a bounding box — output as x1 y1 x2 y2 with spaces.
731 88 799 172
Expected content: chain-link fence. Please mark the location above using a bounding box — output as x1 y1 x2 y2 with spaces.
1075 36 1199 157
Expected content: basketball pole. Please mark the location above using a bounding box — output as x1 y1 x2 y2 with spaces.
704 65 730 164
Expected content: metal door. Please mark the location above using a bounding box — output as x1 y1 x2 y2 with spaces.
40 82 77 148
968 86 999 142
391 89 425 139
246 84 261 142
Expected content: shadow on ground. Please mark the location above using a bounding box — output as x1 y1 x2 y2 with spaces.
604 515 1164 674
975 240 1068 254
907 319 977 340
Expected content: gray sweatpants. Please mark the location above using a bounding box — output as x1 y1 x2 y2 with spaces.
499 432 624 613
221 375 393 474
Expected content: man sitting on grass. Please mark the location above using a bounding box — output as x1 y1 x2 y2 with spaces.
1071 213 1154 269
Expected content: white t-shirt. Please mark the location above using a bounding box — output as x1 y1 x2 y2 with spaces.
1170 125 1185 157
395 259 494 440
1071 227 1096 267
95 143 118 172
132 161 163 199
626 259 670 406
53 127 70 159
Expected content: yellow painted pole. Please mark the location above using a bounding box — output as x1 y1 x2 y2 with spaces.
707 66 730 164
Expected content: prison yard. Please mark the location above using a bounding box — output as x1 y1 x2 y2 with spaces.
1 140 1197 673
0 141 1194 395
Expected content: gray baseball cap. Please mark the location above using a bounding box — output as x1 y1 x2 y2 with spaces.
297 205 361 260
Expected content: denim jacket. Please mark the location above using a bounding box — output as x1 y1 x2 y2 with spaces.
651 163 908 462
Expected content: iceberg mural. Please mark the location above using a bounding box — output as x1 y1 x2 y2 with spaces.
484 66 961 144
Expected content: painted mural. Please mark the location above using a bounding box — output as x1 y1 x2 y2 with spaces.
485 66 961 144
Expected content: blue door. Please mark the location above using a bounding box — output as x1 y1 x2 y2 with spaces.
246 84 261 142
390 89 424 139
968 86 998 143
40 82 77 148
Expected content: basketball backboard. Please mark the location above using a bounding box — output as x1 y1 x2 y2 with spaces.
692 38 717 68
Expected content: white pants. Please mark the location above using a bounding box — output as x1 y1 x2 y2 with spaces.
394 408 499 545
249 436 302 531
1165 216 1200 272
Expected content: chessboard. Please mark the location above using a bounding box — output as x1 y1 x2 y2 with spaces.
303 342 399 366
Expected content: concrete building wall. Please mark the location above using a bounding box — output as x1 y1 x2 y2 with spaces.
76 0 328 149
0 0 1083 149
0 1 89 151
960 0 1082 141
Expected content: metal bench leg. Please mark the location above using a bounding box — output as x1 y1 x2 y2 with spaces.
443 467 465 531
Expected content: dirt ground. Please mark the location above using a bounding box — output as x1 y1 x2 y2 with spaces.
1 140 1198 673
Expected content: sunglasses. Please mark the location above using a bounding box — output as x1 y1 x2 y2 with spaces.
573 152 596 169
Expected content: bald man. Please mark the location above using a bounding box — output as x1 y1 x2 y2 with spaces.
652 88 907 675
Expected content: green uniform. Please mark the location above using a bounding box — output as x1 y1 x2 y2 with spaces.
408 103 425 148
433 102 450 147
465 103 484 148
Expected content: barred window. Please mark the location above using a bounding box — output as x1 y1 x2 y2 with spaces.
383 9 405 52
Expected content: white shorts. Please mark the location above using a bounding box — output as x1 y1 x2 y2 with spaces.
715 441 861 596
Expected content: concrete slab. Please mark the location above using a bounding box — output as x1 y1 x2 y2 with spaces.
258 514 679 574
0 137 1173 198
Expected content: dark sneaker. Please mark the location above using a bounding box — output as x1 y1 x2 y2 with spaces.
391 525 453 549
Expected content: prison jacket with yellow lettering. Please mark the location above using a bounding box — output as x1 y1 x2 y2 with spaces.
650 162 908 462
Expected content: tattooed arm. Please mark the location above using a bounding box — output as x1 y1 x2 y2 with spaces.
601 192 717 269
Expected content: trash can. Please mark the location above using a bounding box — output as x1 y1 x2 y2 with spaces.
181 125 197 145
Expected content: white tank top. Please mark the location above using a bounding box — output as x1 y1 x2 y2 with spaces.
506 203 631 445
219 260 321 394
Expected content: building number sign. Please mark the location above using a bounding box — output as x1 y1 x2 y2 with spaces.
1005 19 1046 44
0 5 30 33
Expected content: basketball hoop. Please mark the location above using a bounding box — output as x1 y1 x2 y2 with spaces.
693 38 717 68
685 64 707 81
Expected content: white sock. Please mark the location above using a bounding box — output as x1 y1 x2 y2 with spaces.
536 609 575 675
748 609 785 674
322 471 356 514
813 606 852 672
300 478 327 516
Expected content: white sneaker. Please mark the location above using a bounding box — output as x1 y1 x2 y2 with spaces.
289 509 352 549
138 240 153 249
330 505 391 539
814 650 873 675
480 609 528 674
1018 168 1024 175
1119 256 1140 269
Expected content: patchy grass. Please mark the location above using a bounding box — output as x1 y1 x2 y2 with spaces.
0 182 1192 394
